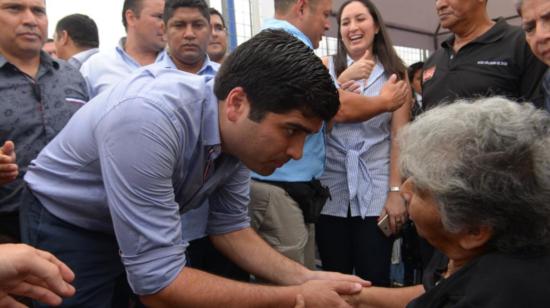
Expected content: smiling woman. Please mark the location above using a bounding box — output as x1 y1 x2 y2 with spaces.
47 0 125 51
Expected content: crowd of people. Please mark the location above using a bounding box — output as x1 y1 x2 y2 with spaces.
0 0 549 307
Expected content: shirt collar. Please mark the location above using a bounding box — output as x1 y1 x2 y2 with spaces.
442 18 506 50
0 51 58 71
71 48 99 63
116 37 165 67
262 18 314 49
161 49 220 76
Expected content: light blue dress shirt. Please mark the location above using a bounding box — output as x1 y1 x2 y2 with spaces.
68 48 99 69
252 18 326 182
320 56 391 218
25 67 251 295
156 50 221 242
156 49 220 76
80 38 165 98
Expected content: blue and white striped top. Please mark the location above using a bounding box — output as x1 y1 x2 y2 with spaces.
320 56 392 218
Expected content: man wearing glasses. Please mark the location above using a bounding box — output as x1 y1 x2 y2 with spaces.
207 7 228 64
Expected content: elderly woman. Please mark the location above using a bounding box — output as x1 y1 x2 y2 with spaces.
343 97 550 307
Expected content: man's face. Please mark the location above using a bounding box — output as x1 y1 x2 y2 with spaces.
166 7 210 71
131 0 166 52
239 111 323 176
522 0 550 66
223 89 323 176
435 0 481 31
207 13 227 63
0 0 47 59
301 0 332 49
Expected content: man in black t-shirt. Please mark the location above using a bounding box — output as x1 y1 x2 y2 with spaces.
422 0 546 110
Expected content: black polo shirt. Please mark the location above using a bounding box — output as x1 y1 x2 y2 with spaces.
422 19 547 110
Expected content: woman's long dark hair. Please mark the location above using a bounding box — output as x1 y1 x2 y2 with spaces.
334 0 406 80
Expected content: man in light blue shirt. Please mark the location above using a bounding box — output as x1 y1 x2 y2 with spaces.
80 0 166 98
156 0 245 281
21 29 367 307
249 0 333 270
249 0 411 270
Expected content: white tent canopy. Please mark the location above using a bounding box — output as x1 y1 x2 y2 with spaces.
328 0 521 52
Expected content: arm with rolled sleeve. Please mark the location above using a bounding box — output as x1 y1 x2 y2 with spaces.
95 82 366 307
206 165 312 285
96 97 187 295
206 164 251 235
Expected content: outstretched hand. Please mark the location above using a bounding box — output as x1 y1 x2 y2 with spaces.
0 244 76 306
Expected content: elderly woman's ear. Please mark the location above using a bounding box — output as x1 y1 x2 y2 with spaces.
458 225 492 250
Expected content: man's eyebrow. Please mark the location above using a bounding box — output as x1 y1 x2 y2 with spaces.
286 123 314 134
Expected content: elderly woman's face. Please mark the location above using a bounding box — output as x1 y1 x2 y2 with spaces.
401 178 461 251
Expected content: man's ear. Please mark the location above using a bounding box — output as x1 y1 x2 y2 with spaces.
224 87 249 122
458 225 492 250
125 9 137 28
60 31 70 46
295 0 307 16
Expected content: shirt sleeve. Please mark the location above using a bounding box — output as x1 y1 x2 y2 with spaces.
95 96 187 295
206 163 251 235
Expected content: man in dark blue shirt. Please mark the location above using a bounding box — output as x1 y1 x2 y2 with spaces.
0 0 88 242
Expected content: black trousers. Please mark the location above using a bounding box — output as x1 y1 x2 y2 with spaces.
316 214 393 286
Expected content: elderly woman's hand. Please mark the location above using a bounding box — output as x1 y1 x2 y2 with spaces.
379 192 408 235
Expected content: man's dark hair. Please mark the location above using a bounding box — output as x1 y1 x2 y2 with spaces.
122 0 143 30
55 14 99 48
407 61 424 82
163 0 210 24
214 29 339 123
208 7 225 28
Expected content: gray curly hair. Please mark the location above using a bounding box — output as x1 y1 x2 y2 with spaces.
398 97 550 255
